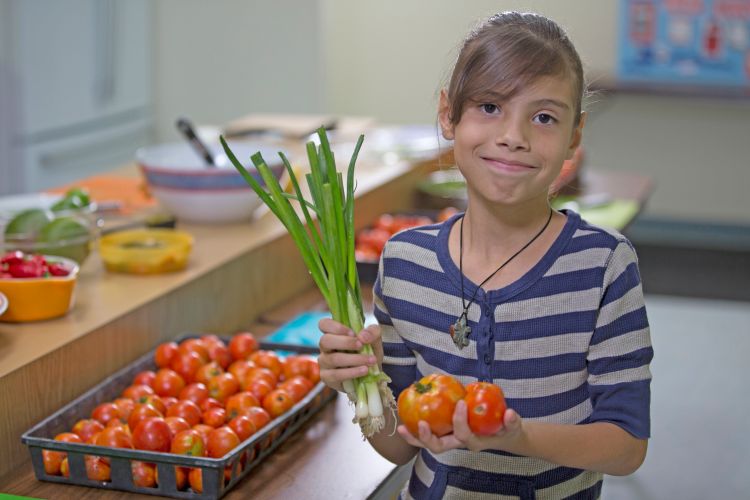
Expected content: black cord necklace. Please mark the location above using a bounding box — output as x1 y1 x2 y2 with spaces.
450 208 554 349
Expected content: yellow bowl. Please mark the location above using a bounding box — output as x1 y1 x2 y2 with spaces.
98 229 193 274
0 256 79 322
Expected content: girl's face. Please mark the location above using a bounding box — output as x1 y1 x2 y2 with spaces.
439 76 585 210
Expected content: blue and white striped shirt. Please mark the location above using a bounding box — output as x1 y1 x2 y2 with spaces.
373 210 653 500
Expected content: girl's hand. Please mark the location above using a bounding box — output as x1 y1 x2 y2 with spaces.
317 318 381 393
396 400 524 454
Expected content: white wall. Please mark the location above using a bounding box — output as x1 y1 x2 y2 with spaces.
319 0 750 225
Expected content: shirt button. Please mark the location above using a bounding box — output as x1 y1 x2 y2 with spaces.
483 353 491 364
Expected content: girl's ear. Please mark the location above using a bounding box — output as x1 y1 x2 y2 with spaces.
438 89 455 140
566 111 586 159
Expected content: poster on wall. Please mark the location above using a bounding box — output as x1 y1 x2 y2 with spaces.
618 0 750 90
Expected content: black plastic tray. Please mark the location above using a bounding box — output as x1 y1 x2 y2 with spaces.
21 336 336 499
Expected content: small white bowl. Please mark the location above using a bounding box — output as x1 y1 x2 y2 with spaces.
136 141 285 224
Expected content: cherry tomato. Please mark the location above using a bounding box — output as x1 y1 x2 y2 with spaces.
179 382 209 404
170 350 204 384
91 402 122 426
166 399 202 427
202 407 227 428
178 338 210 363
464 381 507 436
239 406 271 430
227 415 256 442
164 416 191 439
71 418 105 442
132 417 171 452
94 425 134 450
152 368 186 398
131 461 157 488
133 370 157 387
43 432 82 475
248 351 283 379
154 342 179 368
121 383 155 401
225 391 260 420
262 389 295 418
397 373 466 437
128 403 163 431
170 429 206 457
206 426 240 458
194 361 224 386
229 332 259 360
207 372 239 403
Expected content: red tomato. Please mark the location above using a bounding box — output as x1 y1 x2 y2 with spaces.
225 391 260 420
281 355 319 383
248 351 282 379
242 366 277 389
91 402 122 426
137 394 167 416
207 342 232 369
356 228 391 254
206 426 240 458
132 417 171 452
227 415 257 442
178 338 210 362
113 398 135 422
170 350 204 384
244 377 274 403
166 399 202 427
95 425 134 450
164 416 191 439
262 389 294 418
194 361 224 386
121 384 155 401
279 376 314 403
188 467 203 493
464 381 507 436
133 370 157 388
373 213 397 233
128 403 163 431
207 372 239 403
437 206 459 222
192 424 214 445
154 342 179 368
202 407 227 428
71 418 105 443
170 429 206 457
239 406 271 430
85 455 111 481
131 461 157 488
161 396 179 411
42 432 82 475
227 360 255 384
152 368 186 398
199 397 223 413
229 332 259 360
397 373 466 437
179 382 209 404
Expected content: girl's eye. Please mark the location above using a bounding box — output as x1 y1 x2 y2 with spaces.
480 103 499 114
534 113 556 125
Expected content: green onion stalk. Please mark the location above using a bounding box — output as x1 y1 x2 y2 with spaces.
221 129 396 437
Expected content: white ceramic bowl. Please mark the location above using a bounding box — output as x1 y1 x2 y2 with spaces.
136 141 285 223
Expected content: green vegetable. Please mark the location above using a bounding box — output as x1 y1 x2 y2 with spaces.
51 187 91 212
221 128 396 437
37 216 91 263
4 208 54 240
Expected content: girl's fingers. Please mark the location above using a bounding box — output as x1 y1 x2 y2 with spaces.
319 351 375 370
319 332 362 354
451 400 473 442
320 365 370 384
318 318 354 336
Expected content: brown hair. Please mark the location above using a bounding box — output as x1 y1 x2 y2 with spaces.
446 12 586 126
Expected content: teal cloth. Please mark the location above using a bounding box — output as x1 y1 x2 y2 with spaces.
265 310 377 347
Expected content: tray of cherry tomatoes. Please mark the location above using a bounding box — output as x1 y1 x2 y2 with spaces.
21 332 335 499
355 207 459 283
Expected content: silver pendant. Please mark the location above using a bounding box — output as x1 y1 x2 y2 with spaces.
450 314 471 349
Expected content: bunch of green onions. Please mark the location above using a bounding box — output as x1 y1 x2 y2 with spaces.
221 129 395 437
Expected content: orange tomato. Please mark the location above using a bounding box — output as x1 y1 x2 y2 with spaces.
262 389 294 418
228 332 259 360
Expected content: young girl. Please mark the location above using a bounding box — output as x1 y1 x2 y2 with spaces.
318 11 652 499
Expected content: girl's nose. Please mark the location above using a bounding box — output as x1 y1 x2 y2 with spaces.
495 118 530 152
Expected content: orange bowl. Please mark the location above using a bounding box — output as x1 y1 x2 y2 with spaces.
0 256 79 322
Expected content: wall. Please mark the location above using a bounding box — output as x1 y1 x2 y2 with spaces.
152 0 324 144
319 0 750 226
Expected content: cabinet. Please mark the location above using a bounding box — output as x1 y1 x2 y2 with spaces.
0 0 152 193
